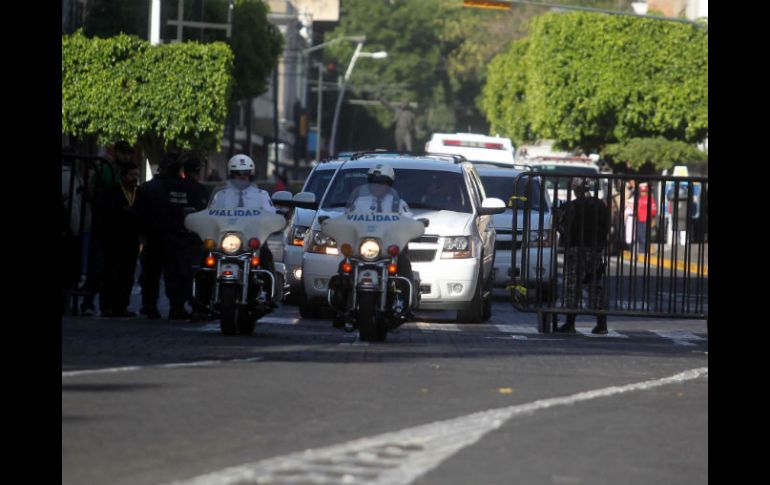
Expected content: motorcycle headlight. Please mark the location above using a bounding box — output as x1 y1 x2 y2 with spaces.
360 240 381 261
221 234 242 254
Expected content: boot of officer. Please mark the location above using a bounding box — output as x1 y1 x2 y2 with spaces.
206 154 278 307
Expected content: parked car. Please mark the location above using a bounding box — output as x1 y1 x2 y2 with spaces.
476 166 554 298
283 159 344 301
300 153 506 322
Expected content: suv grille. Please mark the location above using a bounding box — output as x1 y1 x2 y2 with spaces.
409 249 437 262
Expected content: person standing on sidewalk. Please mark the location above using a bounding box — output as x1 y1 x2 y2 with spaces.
97 163 141 317
635 183 657 254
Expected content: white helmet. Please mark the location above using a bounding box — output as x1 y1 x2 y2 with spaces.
228 154 255 178
367 163 395 185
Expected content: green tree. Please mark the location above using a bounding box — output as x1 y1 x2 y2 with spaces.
230 0 283 101
601 137 707 171
482 12 707 154
62 31 234 162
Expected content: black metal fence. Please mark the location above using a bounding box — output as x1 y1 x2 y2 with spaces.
507 172 708 332
61 154 115 315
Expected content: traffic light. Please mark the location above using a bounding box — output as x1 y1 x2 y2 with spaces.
463 0 511 9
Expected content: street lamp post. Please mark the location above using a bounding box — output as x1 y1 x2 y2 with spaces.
329 49 388 157
315 61 324 163
301 36 366 161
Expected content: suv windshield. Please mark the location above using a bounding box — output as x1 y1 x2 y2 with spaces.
529 164 600 192
322 167 472 213
304 168 337 199
480 175 544 211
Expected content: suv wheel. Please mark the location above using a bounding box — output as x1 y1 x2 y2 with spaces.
457 264 487 323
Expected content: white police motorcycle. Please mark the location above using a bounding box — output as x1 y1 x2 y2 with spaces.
184 191 314 335
323 185 426 342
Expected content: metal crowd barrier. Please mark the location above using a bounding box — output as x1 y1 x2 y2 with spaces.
61 154 114 315
507 172 708 332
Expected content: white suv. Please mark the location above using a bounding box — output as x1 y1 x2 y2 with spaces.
282 160 343 300
299 153 505 322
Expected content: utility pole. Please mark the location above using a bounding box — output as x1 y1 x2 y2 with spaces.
316 62 323 162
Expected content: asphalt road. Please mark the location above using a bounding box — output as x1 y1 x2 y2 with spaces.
62 292 707 485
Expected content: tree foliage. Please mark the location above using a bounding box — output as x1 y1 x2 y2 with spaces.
482 11 708 153
601 137 707 171
62 31 234 158
229 0 283 100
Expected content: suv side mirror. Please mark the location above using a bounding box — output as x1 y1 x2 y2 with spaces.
478 198 506 216
272 191 318 210
417 218 430 227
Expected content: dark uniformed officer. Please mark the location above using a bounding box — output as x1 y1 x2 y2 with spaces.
133 155 207 320
556 177 610 335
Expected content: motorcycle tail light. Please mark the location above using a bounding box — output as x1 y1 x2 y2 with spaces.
388 263 397 275
341 243 352 256
205 256 216 267
248 238 260 250
204 239 216 250
251 256 260 267
388 245 399 257
340 261 353 274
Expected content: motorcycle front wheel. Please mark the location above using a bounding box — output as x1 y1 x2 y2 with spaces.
357 292 381 342
219 285 239 335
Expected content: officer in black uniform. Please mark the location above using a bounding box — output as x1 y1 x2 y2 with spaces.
134 155 207 320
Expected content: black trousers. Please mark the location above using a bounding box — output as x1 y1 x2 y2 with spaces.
100 238 139 313
139 234 163 310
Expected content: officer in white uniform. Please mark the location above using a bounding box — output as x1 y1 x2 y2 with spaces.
209 154 276 211
195 154 278 311
346 163 413 217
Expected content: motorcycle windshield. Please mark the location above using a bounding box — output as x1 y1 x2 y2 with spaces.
185 181 286 245
344 183 409 214
207 181 266 209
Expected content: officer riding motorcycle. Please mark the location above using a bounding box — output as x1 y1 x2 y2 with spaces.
325 163 425 342
185 154 290 335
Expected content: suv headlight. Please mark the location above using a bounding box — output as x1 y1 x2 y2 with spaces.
441 236 472 259
310 230 338 255
221 234 242 254
359 240 381 261
290 225 309 246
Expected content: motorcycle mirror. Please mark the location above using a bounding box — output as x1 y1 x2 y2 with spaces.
272 191 293 203
417 218 429 227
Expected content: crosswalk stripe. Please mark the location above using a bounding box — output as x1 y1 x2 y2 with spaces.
653 331 705 346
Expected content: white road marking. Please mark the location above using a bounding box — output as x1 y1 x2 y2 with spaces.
164 367 708 485
653 331 705 346
575 328 628 338
260 317 301 325
495 324 539 335
61 357 264 378
414 322 459 332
